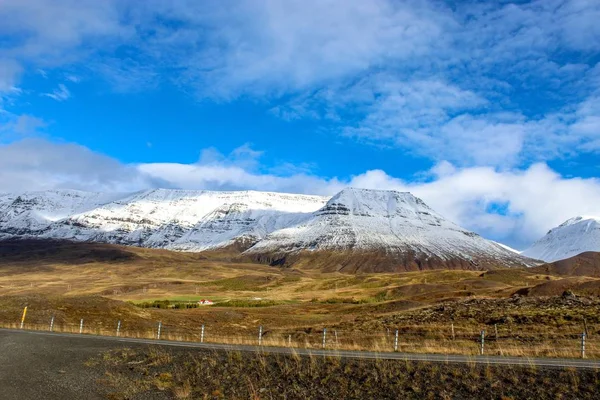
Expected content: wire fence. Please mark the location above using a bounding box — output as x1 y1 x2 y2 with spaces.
2 309 597 360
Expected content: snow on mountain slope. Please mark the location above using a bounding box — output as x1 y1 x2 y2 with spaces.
0 187 534 269
0 190 118 236
522 216 600 262
246 188 534 269
0 189 328 251
492 241 521 254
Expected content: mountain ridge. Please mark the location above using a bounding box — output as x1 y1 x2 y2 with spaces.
0 187 536 271
522 216 600 262
245 188 536 271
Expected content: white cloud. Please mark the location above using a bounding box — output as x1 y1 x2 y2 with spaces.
1 0 599 169
12 114 46 135
155 0 451 98
347 163 600 249
137 163 343 196
198 144 264 171
0 0 128 65
0 59 22 92
43 84 71 101
0 139 164 193
0 114 45 142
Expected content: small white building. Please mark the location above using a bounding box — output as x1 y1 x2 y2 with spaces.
197 299 214 305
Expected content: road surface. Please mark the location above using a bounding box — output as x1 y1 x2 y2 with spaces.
2 327 598 370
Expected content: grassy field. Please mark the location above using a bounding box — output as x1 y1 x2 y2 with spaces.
0 240 599 359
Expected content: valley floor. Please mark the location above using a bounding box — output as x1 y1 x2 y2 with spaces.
1 240 599 359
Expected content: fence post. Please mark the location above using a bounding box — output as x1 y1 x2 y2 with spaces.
200 324 205 343
49 315 54 332
20 306 28 329
322 328 327 349
451 323 455 341
258 325 263 346
480 330 485 355
334 330 339 347
116 320 121 337
582 333 586 359
79 318 84 334
494 324 498 339
157 322 162 340
288 334 292 347
394 329 399 352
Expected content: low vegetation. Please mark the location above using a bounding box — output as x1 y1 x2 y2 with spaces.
1 240 599 359
135 300 202 309
92 346 600 399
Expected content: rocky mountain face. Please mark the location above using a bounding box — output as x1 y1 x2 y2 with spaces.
0 188 537 271
522 216 600 262
246 188 537 272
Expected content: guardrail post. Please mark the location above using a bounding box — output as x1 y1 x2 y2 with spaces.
394 329 399 352
49 316 54 332
20 306 27 329
582 332 586 359
116 320 121 337
157 322 162 340
200 324 205 343
258 325 263 346
322 328 327 349
79 318 84 334
480 330 485 355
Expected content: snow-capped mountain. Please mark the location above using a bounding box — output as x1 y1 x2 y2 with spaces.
0 187 536 270
0 189 328 251
246 188 535 270
0 190 121 235
522 216 600 262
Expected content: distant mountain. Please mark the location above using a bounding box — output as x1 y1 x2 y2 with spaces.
0 189 328 251
0 190 120 235
245 188 537 272
522 216 600 262
0 187 536 272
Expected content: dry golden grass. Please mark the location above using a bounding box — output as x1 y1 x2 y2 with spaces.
4 317 598 359
1 240 599 360
0 239 567 304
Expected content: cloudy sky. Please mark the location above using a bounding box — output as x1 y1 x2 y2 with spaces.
1 0 599 249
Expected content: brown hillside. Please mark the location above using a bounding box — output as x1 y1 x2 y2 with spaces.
0 238 534 274
520 277 600 297
530 252 600 278
250 249 529 273
0 238 139 265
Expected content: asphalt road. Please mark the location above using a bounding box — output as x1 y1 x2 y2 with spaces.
2 327 599 372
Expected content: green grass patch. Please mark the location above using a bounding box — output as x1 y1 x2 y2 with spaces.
132 300 201 309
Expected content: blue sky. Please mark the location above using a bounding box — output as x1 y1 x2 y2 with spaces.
1 0 600 249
